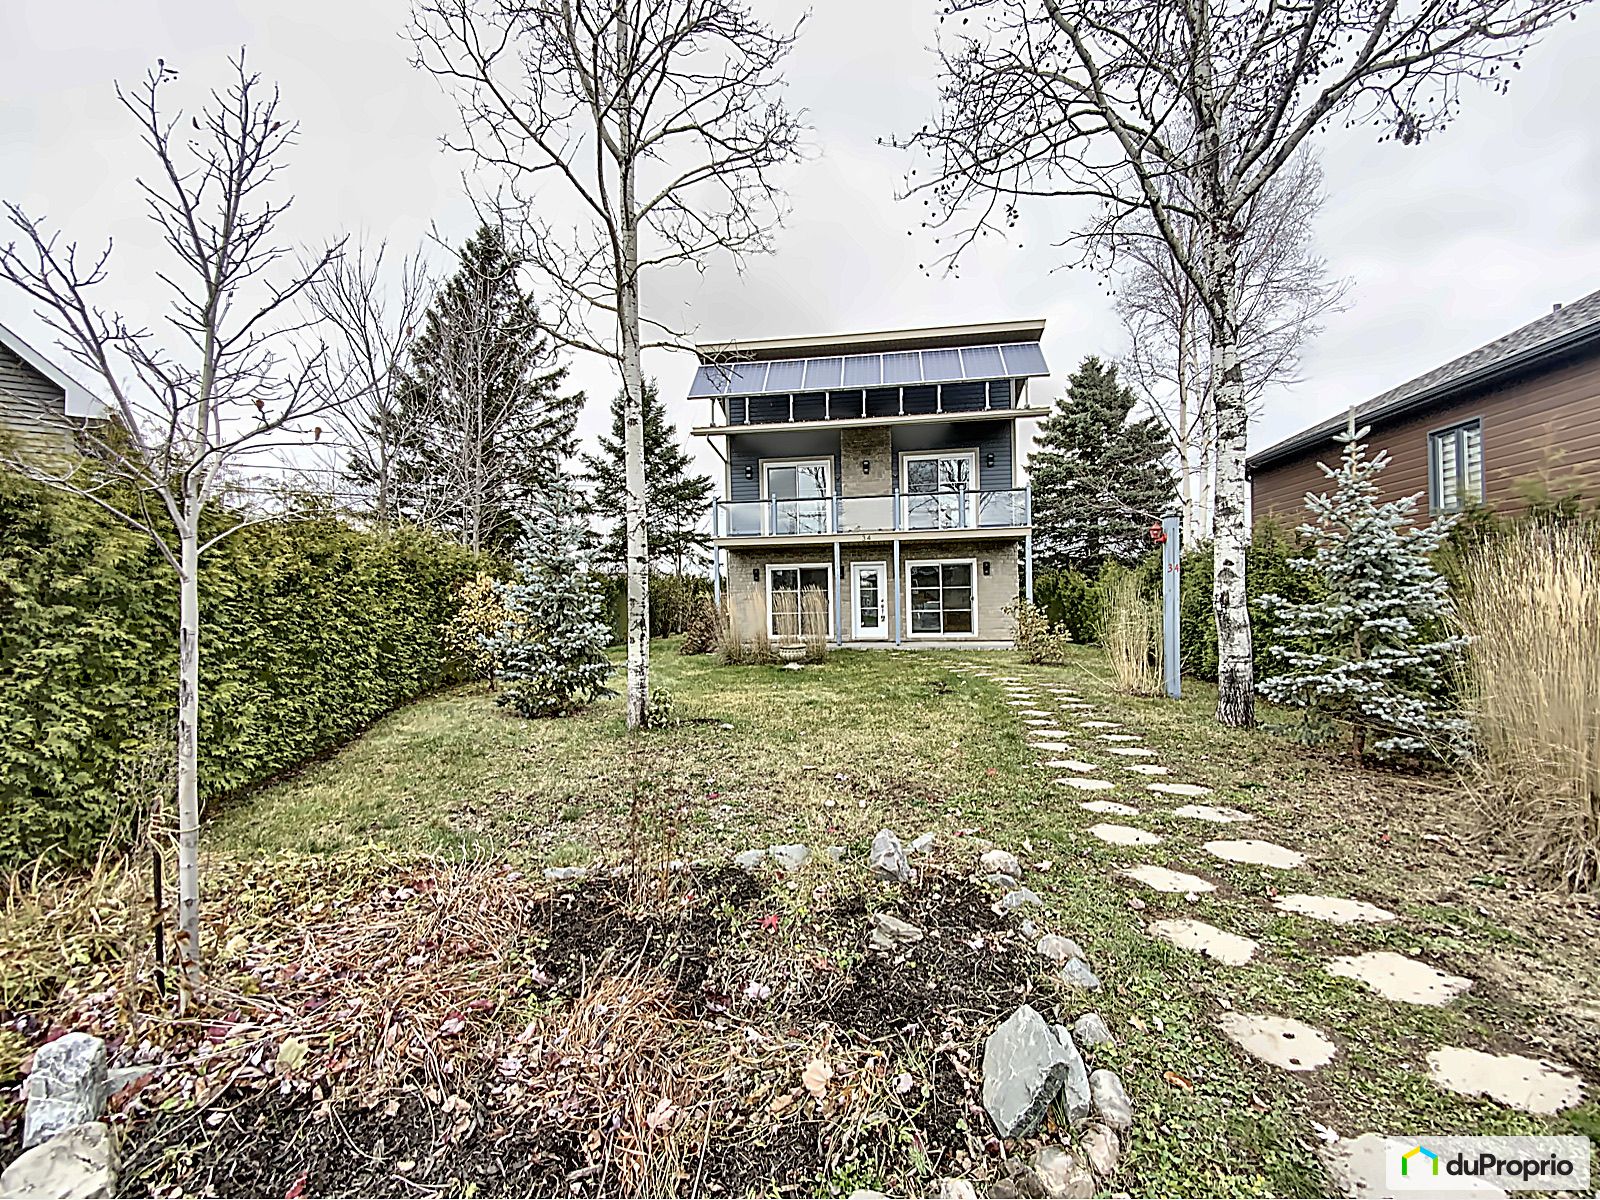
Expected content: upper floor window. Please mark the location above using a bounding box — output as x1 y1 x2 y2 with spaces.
1429 419 1483 513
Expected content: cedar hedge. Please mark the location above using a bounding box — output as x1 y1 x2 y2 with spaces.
0 472 481 868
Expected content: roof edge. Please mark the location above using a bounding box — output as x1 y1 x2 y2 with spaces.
0 320 108 419
694 319 1048 361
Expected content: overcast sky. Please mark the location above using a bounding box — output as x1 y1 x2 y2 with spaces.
5 0 1599 491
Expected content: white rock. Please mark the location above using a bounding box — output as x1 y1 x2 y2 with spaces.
870 830 913 882
1082 1123 1120 1178
1172 804 1255 824
870 912 925 950
1072 1012 1114 1049
1033 1146 1096 1198
1036 933 1087 962
732 849 767 871
1080 800 1140 816
23 1034 107 1149
2 1122 116 1199
1088 1069 1133 1130
1059 959 1102 990
933 1179 979 1200
981 848 1023 879
909 832 936 854
1055 778 1116 791
982 1005 1074 1138
767 844 810 871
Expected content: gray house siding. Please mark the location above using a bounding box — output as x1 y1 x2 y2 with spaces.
0 344 74 459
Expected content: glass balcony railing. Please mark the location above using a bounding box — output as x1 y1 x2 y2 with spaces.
713 487 1031 538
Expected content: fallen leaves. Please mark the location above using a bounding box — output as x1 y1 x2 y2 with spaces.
801 1057 833 1098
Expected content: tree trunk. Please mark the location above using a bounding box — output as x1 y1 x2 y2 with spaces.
619 188 651 730
1209 228 1255 728
175 528 203 983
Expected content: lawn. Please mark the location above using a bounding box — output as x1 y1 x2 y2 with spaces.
17 640 1600 1197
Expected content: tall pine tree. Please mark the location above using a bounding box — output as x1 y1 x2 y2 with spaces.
1028 356 1174 573
389 225 581 556
581 379 714 576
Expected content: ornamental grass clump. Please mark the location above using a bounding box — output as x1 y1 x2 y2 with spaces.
1455 521 1600 892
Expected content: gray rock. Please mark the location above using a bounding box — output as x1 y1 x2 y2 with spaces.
825 845 847 863
997 887 1043 912
933 1179 978 1200
767 843 810 871
2 1121 116 1198
1082 1123 1120 1178
1003 1164 1050 1199
846 1191 888 1200
1048 1025 1091 1125
23 1035 107 1149
870 829 913 882
1020 918 1040 939
1032 1146 1096 1199
1072 1012 1114 1050
1089 1069 1133 1131
732 849 767 871
1059 958 1102 990
980 872 1021 889
909 832 936 854
981 1004 1072 1138
542 866 588 882
869 912 925 950
980 848 1022 878
1036 934 1087 962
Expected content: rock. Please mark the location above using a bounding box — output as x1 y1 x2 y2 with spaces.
981 872 1021 889
732 849 767 871
767 844 810 871
1089 1069 1133 1131
1059 959 1102 990
846 1191 888 1200
980 848 1022 878
542 866 588 882
869 912 925 950
105 1065 152 1096
2 1121 117 1199
1032 1146 1096 1199
870 830 913 882
825 845 846 863
1048 1026 1091 1124
909 832 936 854
1082 1123 1120 1177
23 1035 107 1149
997 887 1043 913
982 1004 1073 1138
1036 934 1087 962
1004 1165 1050 1198
1072 1012 1115 1050
933 1178 978 1200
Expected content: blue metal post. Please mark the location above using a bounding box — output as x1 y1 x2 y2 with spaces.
1161 513 1182 699
833 541 843 646
892 538 902 646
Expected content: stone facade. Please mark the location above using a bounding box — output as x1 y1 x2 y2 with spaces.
839 427 893 498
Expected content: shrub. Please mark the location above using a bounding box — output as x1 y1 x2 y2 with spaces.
443 571 513 686
600 570 711 643
1456 522 1600 891
1007 600 1074 665
0 471 482 867
1102 569 1161 695
1032 568 1101 644
678 594 721 656
1174 521 1318 682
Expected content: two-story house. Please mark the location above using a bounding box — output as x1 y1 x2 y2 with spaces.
688 320 1049 649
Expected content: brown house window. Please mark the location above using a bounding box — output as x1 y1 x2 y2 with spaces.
1429 420 1483 513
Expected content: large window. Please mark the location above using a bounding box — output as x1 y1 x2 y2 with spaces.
763 460 832 534
767 565 832 638
902 451 976 529
1429 420 1483 513
908 560 975 636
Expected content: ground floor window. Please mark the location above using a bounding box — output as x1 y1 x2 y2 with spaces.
907 560 974 635
767 565 832 638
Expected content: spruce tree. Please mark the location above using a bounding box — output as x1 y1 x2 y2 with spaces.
581 379 714 575
490 478 615 718
1028 356 1173 573
390 224 581 555
1258 425 1469 760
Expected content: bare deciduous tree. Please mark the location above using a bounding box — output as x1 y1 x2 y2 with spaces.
410 0 805 729
304 241 432 523
0 54 341 983
1114 150 1347 545
907 0 1586 727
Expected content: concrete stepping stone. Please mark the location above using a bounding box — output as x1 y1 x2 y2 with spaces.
1107 747 1155 757
1149 917 1258 966
1006 700 1033 708
1023 718 1053 727
1020 709 1053 717
1099 733 1142 742
1088 823 1162 847
1173 804 1255 823
1055 777 1117 791
1125 764 1170 775
1029 740 1070 752
1119 864 1216 894
1045 759 1101 773
1080 799 1140 816
1034 728 1073 737
1326 951 1472 1006
1318 1133 1509 1200
1425 1047 1585 1114
1218 1012 1335 1071
1204 838 1306 869
1080 720 1122 729
1147 782 1213 798
1273 893 1396 924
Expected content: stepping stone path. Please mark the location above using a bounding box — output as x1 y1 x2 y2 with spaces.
1106 747 1156 757
1218 1012 1336 1071
1088 823 1162 847
1172 804 1255 824
1125 764 1169 775
1326 951 1472 1006
1080 800 1140 816
1147 782 1212 798
1204 838 1306 870
1273 893 1396 924
1149 918 1258 966
1080 720 1121 729
1099 733 1142 742
1029 740 1070 752
1424 1048 1586 1114
1055 777 1116 791
1046 759 1101 773
1120 864 1216 894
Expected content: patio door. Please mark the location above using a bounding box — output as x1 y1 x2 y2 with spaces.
902 451 976 529
851 561 889 640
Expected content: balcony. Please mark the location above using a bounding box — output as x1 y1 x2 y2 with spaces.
713 487 1031 540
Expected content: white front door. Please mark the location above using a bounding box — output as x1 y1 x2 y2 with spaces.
851 561 889 640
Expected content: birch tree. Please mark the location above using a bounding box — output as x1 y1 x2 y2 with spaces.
0 55 341 982
1115 150 1346 545
410 0 804 728
906 0 1584 727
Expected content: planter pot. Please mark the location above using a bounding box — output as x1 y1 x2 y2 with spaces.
775 642 807 664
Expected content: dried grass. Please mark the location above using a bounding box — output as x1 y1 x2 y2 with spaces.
0 854 144 1013
1456 522 1600 891
800 586 831 663
1102 572 1162 696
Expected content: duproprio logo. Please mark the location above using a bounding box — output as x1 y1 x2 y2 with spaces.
1401 1146 1440 1177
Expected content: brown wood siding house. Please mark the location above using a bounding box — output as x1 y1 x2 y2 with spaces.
1250 288 1600 526
0 321 105 463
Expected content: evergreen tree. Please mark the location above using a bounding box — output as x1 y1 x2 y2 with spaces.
1028 356 1174 573
390 224 581 555
581 379 714 575
490 479 615 718
1258 425 1469 760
